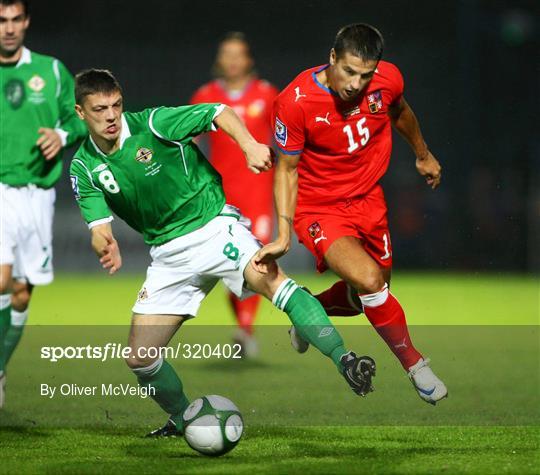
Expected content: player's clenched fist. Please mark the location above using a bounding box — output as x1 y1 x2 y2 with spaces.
243 141 274 174
213 105 274 174
416 151 442 189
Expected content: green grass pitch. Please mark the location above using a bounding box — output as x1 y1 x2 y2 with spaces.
1 272 538 474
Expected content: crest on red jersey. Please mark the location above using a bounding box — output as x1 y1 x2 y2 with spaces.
367 90 383 113
308 221 322 238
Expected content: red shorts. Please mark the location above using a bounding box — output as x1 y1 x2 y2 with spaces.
294 185 392 272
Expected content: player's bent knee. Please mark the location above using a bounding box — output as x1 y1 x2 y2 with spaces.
356 269 385 294
125 350 160 370
11 281 32 310
129 357 164 380
265 261 284 283
11 290 31 311
260 264 287 299
244 259 284 300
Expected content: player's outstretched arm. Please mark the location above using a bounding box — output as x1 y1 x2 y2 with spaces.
90 223 122 275
389 97 442 189
213 106 273 174
252 151 300 273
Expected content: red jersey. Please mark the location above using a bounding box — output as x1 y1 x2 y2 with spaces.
272 61 404 208
190 78 279 209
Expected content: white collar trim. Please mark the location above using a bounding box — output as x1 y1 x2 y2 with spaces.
15 47 31 67
119 114 131 147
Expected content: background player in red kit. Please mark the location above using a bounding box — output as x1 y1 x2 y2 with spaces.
254 23 448 404
191 32 278 356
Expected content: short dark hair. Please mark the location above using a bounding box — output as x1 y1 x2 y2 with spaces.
0 0 29 16
333 23 384 62
75 69 122 105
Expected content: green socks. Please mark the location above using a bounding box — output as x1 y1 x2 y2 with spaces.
0 295 11 374
4 309 27 365
133 358 190 429
273 279 347 371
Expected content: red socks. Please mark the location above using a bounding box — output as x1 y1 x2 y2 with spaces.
360 284 422 370
314 279 422 370
314 280 362 316
229 293 260 335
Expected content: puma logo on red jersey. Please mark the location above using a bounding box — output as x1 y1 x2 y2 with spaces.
294 87 307 102
315 113 331 125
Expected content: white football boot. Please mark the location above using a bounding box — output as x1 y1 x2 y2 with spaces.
0 371 5 409
288 326 309 353
408 358 448 405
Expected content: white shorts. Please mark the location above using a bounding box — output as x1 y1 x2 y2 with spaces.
0 183 55 285
132 205 262 317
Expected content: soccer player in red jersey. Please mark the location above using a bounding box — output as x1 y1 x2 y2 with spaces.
254 23 448 404
191 33 279 356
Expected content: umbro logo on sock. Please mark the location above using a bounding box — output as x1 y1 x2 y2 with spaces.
319 327 334 338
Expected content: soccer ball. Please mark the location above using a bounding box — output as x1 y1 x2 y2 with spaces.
183 395 243 456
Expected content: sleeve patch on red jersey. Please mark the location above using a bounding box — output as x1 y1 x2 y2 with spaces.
275 117 287 146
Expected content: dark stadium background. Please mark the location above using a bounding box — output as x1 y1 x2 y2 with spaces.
27 0 538 273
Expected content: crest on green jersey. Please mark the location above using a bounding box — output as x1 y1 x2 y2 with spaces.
4 78 25 109
135 147 153 164
28 74 46 92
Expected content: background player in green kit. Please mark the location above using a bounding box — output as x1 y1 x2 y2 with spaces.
70 69 377 436
0 0 87 408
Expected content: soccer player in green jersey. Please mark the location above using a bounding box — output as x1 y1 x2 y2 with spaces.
0 0 87 408
70 69 377 436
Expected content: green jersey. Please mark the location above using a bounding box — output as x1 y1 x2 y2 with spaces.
0 48 87 188
70 103 227 246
